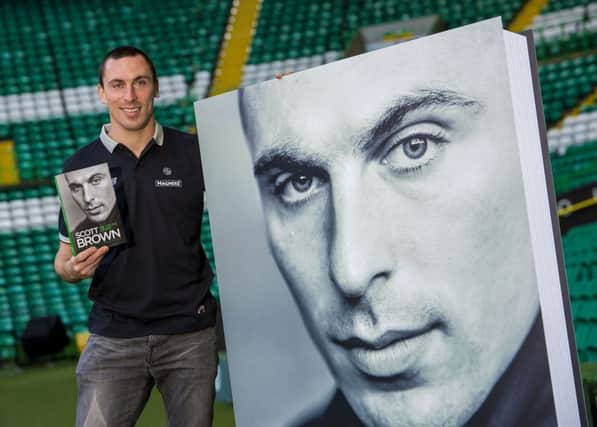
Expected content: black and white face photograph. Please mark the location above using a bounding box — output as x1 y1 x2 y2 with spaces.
56 163 117 233
195 18 582 427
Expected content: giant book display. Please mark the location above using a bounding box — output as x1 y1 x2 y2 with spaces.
195 18 587 427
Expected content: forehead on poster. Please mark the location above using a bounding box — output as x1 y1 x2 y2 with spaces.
229 18 556 427
238 20 510 151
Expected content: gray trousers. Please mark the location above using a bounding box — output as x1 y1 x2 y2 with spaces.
76 327 218 427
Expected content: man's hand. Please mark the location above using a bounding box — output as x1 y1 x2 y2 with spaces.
54 243 109 283
275 71 294 79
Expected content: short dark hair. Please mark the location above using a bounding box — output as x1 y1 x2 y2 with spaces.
98 46 158 86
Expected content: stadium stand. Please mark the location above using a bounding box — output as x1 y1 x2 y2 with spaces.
1 1 597 410
533 0 597 362
540 55 597 125
241 0 525 85
0 0 230 363
531 1 597 58
0 0 231 182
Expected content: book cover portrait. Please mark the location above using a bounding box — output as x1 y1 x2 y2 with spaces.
195 18 586 427
55 162 126 254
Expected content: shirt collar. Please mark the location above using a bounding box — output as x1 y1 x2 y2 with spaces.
99 122 164 153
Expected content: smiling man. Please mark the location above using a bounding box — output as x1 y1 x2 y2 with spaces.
54 46 217 427
237 24 557 427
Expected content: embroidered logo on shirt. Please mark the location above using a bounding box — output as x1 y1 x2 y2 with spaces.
197 305 206 315
155 179 182 188
162 167 172 176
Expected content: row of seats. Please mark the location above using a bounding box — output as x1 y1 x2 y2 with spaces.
532 4 597 38
544 0 596 14
44 0 228 85
538 54 597 124
0 1 58 95
548 108 597 153
0 224 91 337
1 102 198 182
529 4 597 60
576 321 597 362
190 71 212 100
0 333 16 362
0 71 211 125
0 191 57 208
248 0 344 64
0 196 58 233
0 91 65 123
0 0 230 96
342 0 522 33
549 88 596 194
246 0 524 69
562 222 597 361
551 139 597 194
242 52 341 86
535 29 597 60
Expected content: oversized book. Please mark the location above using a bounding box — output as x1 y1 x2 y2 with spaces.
55 163 126 254
194 18 587 427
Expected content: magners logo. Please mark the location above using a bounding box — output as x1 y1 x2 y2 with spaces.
155 179 182 188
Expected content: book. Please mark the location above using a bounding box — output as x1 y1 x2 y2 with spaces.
194 18 587 427
55 162 126 254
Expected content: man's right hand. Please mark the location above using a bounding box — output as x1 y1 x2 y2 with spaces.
54 243 109 283
275 71 294 79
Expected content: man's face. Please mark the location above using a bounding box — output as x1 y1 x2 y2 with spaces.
98 55 159 135
66 168 116 223
241 36 540 427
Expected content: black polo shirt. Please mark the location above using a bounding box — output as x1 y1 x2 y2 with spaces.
58 123 216 338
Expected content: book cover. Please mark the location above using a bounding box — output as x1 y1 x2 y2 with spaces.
55 162 127 254
194 18 586 427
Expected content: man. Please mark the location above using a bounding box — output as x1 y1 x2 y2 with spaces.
64 163 118 234
237 27 557 426
54 46 217 427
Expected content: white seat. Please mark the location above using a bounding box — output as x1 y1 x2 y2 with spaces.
11 216 29 230
28 215 45 228
0 218 13 232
